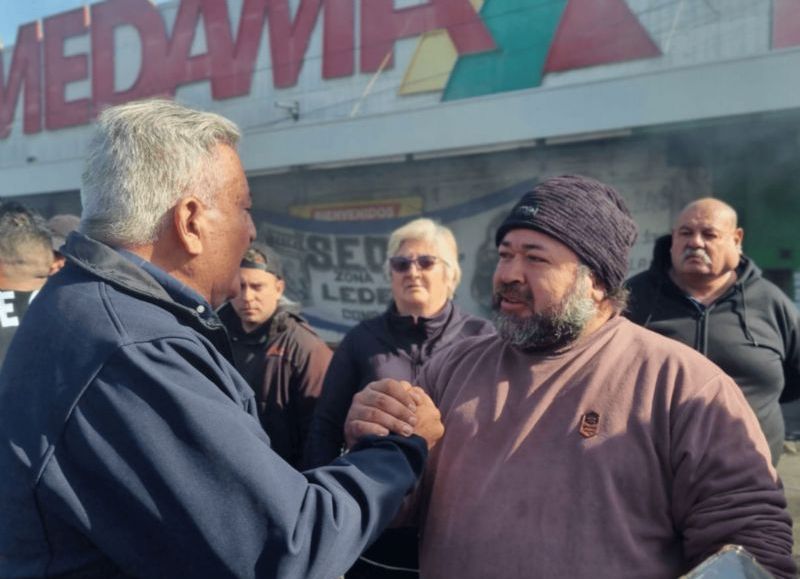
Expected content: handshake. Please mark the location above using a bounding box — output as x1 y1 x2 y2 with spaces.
344 379 445 450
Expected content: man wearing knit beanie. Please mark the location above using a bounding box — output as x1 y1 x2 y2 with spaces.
494 175 638 293
491 175 638 350
343 175 794 579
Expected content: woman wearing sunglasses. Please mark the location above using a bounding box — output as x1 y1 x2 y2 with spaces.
304 217 494 579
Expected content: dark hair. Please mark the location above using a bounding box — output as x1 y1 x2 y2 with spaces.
0 202 53 266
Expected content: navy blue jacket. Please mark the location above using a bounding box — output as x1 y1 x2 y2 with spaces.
0 233 426 579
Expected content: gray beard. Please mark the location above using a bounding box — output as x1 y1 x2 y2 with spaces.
492 271 597 351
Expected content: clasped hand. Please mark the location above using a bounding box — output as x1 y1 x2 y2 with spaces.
344 379 444 450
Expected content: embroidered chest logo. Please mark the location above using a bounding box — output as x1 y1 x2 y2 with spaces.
578 411 600 439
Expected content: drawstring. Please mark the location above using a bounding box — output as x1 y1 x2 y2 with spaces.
738 283 760 347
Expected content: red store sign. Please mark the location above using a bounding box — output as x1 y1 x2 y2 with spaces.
2 0 799 140
0 0 495 139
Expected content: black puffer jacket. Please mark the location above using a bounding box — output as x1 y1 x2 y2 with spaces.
625 235 800 464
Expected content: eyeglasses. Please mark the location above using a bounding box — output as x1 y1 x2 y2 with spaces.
389 255 443 273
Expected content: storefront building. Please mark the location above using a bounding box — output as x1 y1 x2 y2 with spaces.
2 0 799 339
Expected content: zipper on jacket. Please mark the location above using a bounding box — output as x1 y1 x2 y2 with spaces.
411 344 422 382
695 309 709 355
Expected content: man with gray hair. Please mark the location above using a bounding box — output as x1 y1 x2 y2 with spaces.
0 99 441 578
344 176 795 578
0 201 53 365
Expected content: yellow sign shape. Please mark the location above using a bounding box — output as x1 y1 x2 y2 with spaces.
399 0 485 96
289 197 424 221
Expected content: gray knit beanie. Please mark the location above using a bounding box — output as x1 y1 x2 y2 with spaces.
494 175 638 291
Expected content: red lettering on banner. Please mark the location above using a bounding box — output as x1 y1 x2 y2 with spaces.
167 0 249 99
544 0 660 73
204 0 268 98
168 0 219 89
322 0 354 79
44 7 91 130
166 0 355 95
0 0 488 136
0 22 42 138
772 0 800 48
92 0 170 110
267 0 356 87
359 0 495 72
267 0 323 88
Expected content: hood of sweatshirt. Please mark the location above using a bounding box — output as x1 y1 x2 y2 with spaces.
639 234 763 348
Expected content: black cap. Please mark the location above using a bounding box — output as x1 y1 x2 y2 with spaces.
241 242 283 279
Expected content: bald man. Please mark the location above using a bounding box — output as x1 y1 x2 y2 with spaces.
626 198 800 465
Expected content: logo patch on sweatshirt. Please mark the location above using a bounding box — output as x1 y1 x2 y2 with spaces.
579 411 600 438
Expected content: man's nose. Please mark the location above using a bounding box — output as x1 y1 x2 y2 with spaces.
240 287 255 302
686 231 704 247
496 256 524 283
246 214 256 242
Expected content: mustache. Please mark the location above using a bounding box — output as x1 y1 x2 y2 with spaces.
492 282 533 310
682 248 712 265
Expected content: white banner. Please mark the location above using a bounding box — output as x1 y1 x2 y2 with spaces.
255 180 536 340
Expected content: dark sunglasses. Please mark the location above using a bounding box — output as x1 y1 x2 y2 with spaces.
389 255 442 273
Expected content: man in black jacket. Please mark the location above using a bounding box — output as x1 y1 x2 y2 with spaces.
220 242 332 469
0 202 54 365
626 197 800 465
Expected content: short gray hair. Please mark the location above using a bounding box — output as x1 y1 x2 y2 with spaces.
80 99 241 247
385 217 461 298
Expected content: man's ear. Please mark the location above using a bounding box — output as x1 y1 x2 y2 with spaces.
276 277 286 298
173 196 206 256
588 271 607 303
734 227 744 252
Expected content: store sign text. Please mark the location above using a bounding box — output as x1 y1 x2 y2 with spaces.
0 0 495 138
